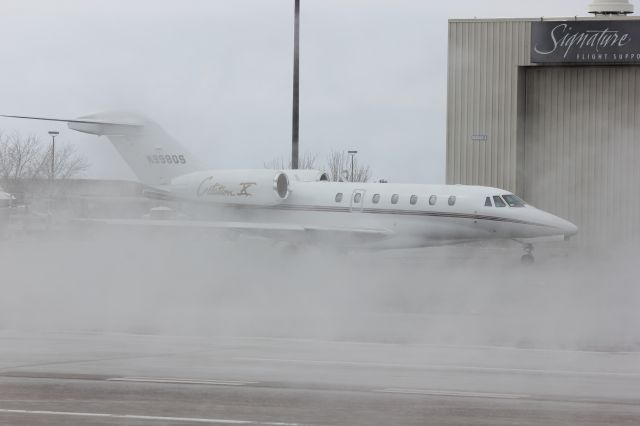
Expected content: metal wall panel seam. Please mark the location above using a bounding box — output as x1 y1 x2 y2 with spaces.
448 22 456 184
461 22 469 184
452 22 461 184
565 68 572 219
632 68 639 243
481 21 488 186
604 67 610 242
552 68 558 216
481 21 489 186
450 21 459 185
472 22 480 185
444 23 455 183
492 22 500 188
587 68 595 241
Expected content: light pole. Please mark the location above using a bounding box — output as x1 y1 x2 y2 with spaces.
291 0 300 169
48 131 59 181
347 150 358 182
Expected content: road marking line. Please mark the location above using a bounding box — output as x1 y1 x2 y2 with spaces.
376 388 529 399
236 357 640 378
0 409 304 425
106 377 257 386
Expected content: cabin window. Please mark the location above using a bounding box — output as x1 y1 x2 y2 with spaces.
429 195 437 206
448 196 456 206
335 193 343 203
493 195 506 207
391 194 399 204
372 194 380 204
503 194 526 207
353 192 362 203
410 195 418 205
485 197 492 207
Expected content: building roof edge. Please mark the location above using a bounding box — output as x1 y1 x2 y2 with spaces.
449 16 640 23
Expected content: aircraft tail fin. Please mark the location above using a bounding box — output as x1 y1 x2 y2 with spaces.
1 112 204 186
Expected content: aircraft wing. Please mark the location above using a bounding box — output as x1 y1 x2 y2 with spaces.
72 218 394 245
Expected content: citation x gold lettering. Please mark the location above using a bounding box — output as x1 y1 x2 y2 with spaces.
197 177 256 197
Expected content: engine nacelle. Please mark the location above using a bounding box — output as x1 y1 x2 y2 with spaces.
283 169 330 182
171 169 290 205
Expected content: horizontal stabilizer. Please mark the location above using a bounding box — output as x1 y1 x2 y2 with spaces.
0 114 143 136
0 114 142 127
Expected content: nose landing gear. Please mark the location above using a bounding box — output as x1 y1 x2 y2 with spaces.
521 243 535 264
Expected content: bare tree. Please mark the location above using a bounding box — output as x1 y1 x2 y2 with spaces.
0 132 89 182
0 132 44 180
266 150 371 182
326 150 370 182
263 152 319 170
43 143 90 179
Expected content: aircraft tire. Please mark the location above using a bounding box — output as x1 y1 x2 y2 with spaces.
521 253 535 265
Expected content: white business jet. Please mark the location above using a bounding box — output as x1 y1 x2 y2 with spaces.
1 112 577 263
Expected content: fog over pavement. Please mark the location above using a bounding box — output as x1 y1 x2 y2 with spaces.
1 230 637 352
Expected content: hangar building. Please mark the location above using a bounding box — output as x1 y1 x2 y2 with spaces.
446 0 640 245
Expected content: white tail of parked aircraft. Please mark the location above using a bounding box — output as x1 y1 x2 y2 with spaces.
0 112 577 263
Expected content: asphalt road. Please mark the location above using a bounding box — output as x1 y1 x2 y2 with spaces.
1 332 639 426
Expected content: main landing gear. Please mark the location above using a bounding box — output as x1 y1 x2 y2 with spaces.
521 243 535 264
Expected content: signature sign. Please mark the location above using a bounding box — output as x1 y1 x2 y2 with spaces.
531 21 640 63
197 177 256 197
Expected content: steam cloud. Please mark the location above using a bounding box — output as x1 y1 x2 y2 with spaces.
1 227 638 352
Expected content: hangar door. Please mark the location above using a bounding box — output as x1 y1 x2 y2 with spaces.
524 66 640 245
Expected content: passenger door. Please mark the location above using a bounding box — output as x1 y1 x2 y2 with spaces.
350 189 366 212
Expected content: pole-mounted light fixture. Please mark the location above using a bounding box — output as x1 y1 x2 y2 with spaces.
348 150 358 182
48 131 59 180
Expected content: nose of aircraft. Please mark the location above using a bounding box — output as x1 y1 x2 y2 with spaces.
542 210 578 238
527 207 578 238
559 217 578 238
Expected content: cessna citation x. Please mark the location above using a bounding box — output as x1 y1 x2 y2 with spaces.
1 112 577 263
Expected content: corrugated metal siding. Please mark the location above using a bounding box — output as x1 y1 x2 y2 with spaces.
523 67 640 245
447 20 531 192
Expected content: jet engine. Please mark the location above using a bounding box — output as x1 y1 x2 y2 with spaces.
283 169 330 182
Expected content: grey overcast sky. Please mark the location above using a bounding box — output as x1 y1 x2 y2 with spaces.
0 0 594 182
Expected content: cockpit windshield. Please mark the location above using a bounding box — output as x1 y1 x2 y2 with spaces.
502 194 526 207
